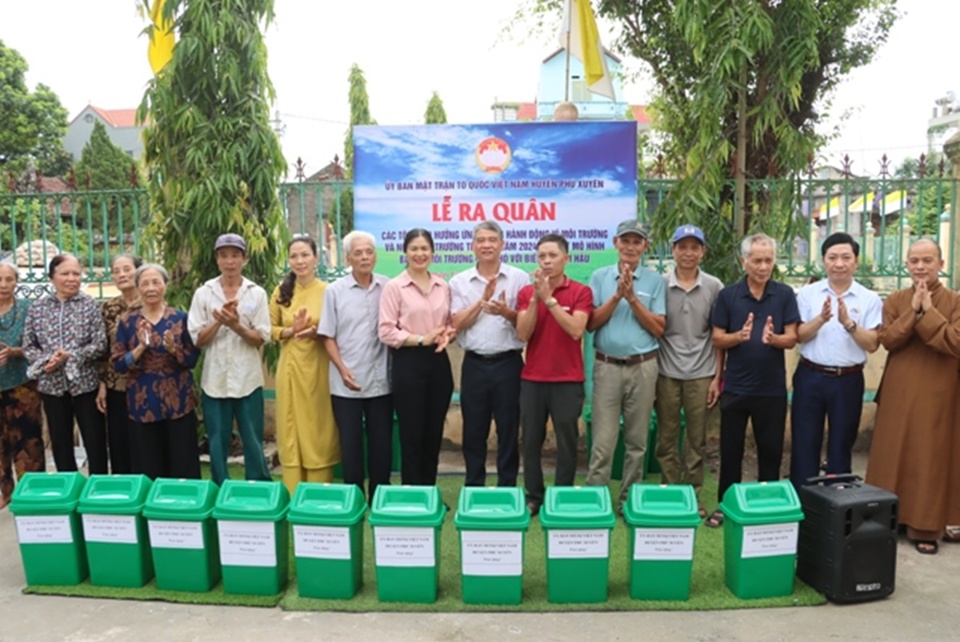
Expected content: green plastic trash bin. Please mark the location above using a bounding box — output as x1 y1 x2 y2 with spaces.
720 480 804 599
143 478 221 592
623 484 701 600
539 486 616 603
213 480 290 596
77 474 154 588
368 485 446 603
10 472 88 585
288 483 367 599
454 487 530 605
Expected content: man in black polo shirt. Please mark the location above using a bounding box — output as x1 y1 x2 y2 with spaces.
707 233 799 527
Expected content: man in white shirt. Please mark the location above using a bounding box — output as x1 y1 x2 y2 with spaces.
450 221 527 487
791 232 881 489
188 233 273 485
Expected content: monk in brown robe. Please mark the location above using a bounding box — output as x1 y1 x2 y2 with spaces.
866 239 960 554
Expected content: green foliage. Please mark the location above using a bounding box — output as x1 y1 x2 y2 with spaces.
424 91 448 124
137 0 288 310
509 0 899 284
76 121 136 190
0 40 70 176
343 63 376 178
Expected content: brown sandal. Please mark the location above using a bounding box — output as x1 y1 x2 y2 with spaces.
705 510 724 528
914 540 939 555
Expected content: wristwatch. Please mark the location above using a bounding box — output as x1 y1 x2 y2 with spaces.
545 297 558 308
845 321 857 334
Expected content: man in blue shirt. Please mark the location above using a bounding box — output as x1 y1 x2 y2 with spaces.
791 233 881 489
708 233 799 527
586 219 666 512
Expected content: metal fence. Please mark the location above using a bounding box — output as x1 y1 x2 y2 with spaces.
2 161 955 297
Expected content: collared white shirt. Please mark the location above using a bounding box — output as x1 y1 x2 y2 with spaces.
449 262 527 354
797 278 882 367
317 272 391 399
188 276 272 398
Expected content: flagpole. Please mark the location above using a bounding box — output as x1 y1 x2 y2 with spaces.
564 0 572 102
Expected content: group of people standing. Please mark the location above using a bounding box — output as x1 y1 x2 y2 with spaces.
0 221 956 559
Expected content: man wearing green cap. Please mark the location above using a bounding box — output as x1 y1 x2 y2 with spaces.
586 219 666 513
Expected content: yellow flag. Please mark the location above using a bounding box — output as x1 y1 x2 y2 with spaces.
148 0 175 74
561 0 615 100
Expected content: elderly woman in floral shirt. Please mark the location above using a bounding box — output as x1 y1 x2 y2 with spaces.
22 254 108 473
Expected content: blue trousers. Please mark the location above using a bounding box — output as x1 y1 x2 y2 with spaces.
789 362 864 490
201 388 272 485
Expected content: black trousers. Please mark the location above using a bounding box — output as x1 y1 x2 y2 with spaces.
331 393 393 502
460 350 522 487
132 412 201 480
41 390 108 474
717 393 787 503
106 389 135 474
391 347 453 486
520 380 584 506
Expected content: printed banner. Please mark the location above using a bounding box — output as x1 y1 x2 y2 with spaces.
353 121 637 282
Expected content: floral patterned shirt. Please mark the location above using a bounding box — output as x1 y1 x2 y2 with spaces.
0 298 32 391
113 307 200 423
100 295 141 392
22 292 107 396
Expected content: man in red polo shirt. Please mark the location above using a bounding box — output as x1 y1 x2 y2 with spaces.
516 233 593 515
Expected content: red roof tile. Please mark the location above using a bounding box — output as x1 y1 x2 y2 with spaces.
517 102 537 120
631 105 651 124
71 106 141 128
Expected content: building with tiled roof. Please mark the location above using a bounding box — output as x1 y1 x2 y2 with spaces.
63 105 145 162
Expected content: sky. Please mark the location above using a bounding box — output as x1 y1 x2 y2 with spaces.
3 1 958 178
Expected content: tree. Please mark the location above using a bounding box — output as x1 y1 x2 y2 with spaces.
424 92 448 124
343 63 376 178
74 120 144 240
511 0 899 282
339 64 377 237
75 121 136 190
0 40 70 176
137 0 287 310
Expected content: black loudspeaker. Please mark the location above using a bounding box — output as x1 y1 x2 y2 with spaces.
796 474 898 603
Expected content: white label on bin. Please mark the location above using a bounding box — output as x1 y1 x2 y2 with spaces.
547 529 608 559
374 526 435 567
633 528 696 561
82 514 138 544
741 522 799 558
293 525 350 560
217 520 276 567
460 530 523 576
15 515 73 544
148 520 204 550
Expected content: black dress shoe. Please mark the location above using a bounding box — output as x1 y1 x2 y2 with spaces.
526 501 540 517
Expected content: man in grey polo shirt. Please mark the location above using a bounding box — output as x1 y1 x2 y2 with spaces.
586 219 666 512
450 221 527 487
655 225 724 516
318 231 392 502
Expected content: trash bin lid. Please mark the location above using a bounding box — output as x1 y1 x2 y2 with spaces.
77 474 153 514
9 472 87 515
288 483 367 526
367 485 445 527
719 481 804 525
212 480 290 521
143 478 220 520
454 487 530 530
539 486 616 529
623 484 701 527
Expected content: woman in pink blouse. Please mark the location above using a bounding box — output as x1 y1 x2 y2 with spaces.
378 229 455 485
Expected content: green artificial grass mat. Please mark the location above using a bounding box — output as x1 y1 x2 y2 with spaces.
279 472 825 612
22 580 282 607
19 468 825 611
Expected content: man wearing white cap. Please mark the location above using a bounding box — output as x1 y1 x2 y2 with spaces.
188 233 273 485
655 225 724 518
586 219 666 513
